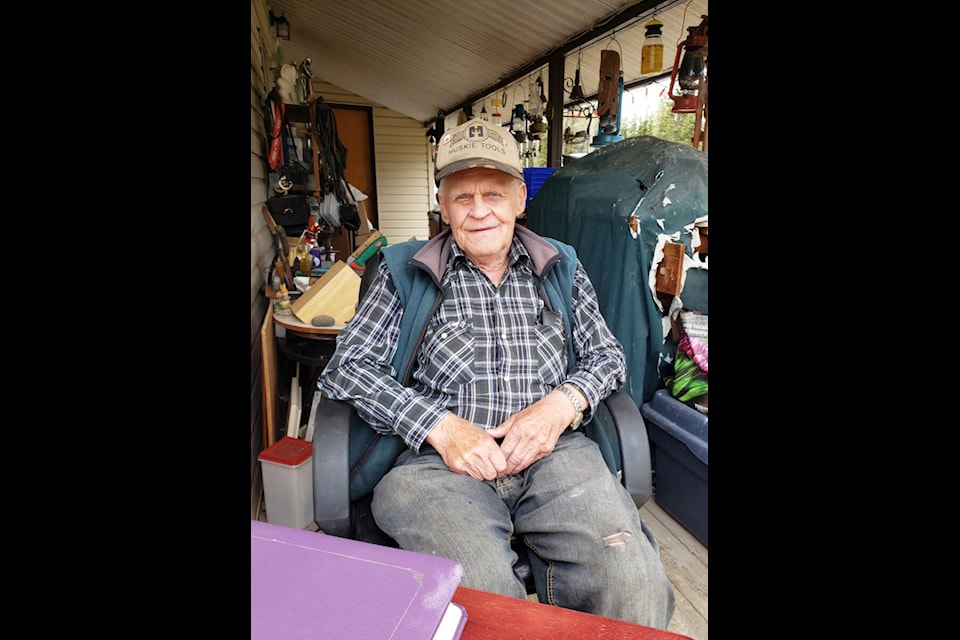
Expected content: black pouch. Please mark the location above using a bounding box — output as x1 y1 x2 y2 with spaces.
267 193 309 217
267 194 310 234
340 203 361 231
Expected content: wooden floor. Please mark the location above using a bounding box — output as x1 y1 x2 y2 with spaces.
639 497 708 640
256 491 707 639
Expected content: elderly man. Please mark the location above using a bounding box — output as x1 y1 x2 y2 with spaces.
318 118 674 628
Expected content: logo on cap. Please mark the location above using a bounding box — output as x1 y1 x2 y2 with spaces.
443 122 507 148
435 117 523 183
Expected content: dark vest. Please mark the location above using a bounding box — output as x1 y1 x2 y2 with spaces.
347 233 610 501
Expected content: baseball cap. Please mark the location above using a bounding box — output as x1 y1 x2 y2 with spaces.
434 118 524 184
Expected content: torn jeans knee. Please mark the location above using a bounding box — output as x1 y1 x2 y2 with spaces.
601 530 634 549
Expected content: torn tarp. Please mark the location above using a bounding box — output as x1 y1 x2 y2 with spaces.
526 136 707 407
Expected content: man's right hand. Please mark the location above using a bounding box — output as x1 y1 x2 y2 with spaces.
425 413 507 481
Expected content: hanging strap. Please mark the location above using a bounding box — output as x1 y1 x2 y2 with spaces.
266 89 285 174
279 118 292 187
311 97 350 204
266 88 297 193
309 98 323 203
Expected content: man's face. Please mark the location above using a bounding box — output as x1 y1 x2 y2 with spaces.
437 168 527 264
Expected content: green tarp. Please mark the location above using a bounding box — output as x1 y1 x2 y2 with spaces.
526 136 708 408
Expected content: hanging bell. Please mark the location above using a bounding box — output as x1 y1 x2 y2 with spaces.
569 67 585 101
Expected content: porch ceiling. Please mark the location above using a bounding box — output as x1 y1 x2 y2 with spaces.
267 0 708 125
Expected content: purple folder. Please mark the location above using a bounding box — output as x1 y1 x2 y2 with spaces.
251 520 466 639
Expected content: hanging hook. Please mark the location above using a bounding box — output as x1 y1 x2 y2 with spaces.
605 31 623 58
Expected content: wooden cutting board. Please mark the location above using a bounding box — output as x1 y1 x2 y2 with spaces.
290 260 360 325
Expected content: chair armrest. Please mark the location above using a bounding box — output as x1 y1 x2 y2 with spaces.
602 390 653 508
310 393 353 536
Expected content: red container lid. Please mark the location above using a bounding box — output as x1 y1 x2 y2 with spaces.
258 437 313 466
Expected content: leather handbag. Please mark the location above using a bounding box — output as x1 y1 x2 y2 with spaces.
339 203 361 231
266 193 310 235
266 193 309 218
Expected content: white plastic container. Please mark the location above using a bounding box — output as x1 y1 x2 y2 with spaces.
258 437 314 529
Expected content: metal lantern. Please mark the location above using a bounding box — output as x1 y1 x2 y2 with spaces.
668 16 708 114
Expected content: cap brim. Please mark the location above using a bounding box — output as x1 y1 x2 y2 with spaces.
435 159 524 184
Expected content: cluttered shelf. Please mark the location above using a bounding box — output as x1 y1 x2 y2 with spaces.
263 218 387 328
260 226 389 449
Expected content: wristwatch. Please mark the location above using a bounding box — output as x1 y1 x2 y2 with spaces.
557 384 584 431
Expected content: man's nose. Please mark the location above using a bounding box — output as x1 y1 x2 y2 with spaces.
467 194 489 215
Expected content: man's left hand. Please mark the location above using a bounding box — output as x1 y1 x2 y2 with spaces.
486 392 572 476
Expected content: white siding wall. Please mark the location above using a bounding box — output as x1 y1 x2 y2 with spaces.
250 0 275 518
251 0 275 296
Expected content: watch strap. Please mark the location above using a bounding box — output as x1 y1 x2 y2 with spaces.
556 384 584 430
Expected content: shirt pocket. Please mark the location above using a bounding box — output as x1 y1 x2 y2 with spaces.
418 320 475 392
535 309 568 385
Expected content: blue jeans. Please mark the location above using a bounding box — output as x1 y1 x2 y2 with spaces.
371 431 676 628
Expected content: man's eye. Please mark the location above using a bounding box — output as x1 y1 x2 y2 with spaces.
452 191 505 204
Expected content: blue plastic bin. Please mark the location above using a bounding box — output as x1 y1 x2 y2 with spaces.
640 389 708 546
523 167 556 205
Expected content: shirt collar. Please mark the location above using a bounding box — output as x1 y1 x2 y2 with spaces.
449 237 531 272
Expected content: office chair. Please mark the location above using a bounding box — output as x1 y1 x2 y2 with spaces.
309 253 655 594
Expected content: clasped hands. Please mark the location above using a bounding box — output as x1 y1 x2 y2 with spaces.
425 391 576 480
